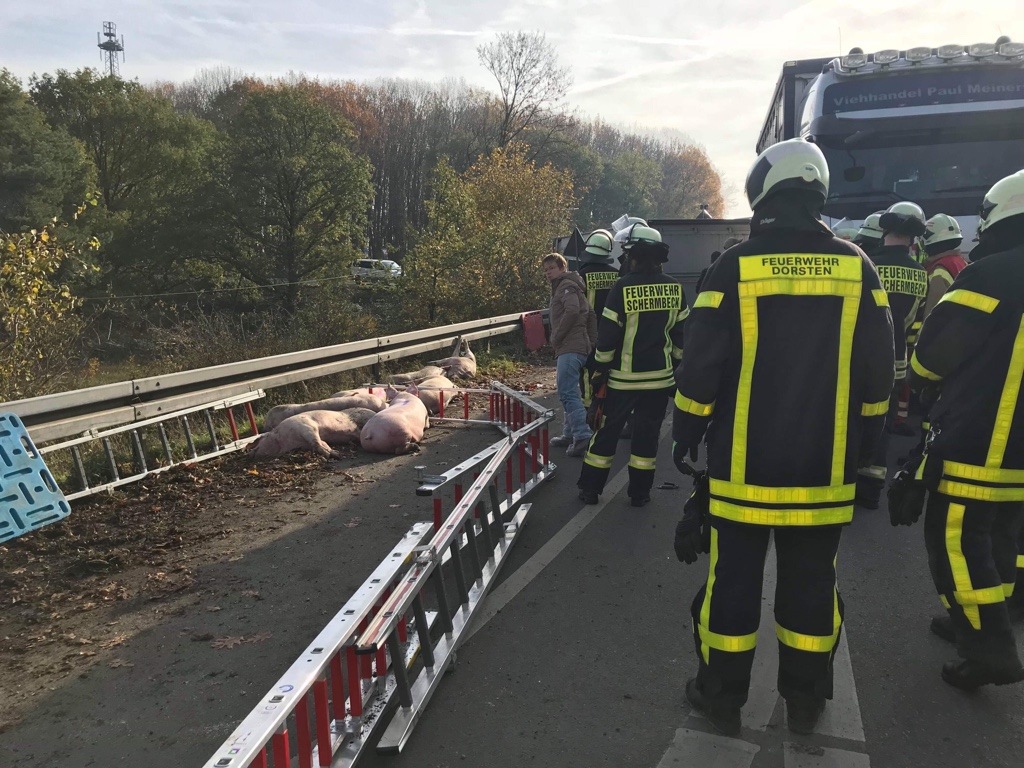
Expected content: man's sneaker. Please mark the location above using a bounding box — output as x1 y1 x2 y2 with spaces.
550 435 572 447
630 495 651 507
941 659 1024 690
930 615 956 644
578 490 599 505
685 678 741 737
566 439 589 457
785 698 825 734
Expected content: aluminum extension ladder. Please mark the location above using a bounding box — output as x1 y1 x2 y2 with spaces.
38 391 265 502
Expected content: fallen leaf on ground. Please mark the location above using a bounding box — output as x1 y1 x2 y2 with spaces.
211 636 244 649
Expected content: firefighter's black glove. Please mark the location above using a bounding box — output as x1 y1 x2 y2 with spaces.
672 441 698 476
586 372 608 431
887 452 927 527
918 383 941 413
675 472 710 564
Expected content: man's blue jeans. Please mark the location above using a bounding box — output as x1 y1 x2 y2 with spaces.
556 352 592 441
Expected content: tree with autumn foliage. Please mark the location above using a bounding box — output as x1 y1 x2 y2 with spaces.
402 144 575 327
0 206 98 400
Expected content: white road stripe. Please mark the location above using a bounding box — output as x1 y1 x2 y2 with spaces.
463 420 672 644
813 632 865 742
783 743 869 768
657 728 759 768
743 543 781 731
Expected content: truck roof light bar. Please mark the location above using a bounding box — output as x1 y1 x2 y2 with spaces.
873 49 900 65
905 47 932 62
937 44 965 60
998 41 1024 58
841 53 868 70
968 42 997 58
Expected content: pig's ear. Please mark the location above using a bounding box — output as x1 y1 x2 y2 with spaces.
406 383 420 395
384 384 398 400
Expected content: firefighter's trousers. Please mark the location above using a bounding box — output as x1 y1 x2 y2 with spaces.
923 492 1024 669
690 519 845 710
856 383 900 506
577 386 669 500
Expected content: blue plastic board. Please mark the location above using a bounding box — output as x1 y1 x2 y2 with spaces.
0 412 70 543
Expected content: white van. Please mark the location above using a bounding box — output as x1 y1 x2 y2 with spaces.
351 258 402 280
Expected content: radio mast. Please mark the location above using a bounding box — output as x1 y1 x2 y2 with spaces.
97 21 125 78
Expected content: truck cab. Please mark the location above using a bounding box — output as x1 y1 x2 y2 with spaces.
760 41 1024 242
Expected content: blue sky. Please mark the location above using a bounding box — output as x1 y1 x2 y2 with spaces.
1 0 1018 216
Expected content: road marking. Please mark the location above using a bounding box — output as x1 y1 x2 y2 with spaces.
656 728 759 768
783 743 870 768
463 420 672 643
744 544 781 731
814 632 865 742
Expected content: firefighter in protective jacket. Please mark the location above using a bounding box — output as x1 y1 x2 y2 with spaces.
855 202 928 507
672 138 894 736
577 224 687 507
907 170 1024 690
578 229 620 406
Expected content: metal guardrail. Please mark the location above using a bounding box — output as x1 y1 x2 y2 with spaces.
4 312 544 444
203 382 555 768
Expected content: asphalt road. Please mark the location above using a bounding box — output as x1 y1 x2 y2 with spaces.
2 388 1021 767
355 415 1024 768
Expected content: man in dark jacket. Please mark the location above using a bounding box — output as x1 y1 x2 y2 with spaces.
672 138 894 736
907 170 1024 689
544 253 596 457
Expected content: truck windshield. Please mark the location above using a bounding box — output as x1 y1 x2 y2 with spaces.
818 130 1024 219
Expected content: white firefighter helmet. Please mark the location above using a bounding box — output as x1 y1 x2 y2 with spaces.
856 211 885 241
978 169 1024 235
621 223 669 263
879 201 927 237
924 213 962 249
745 138 829 209
581 229 614 263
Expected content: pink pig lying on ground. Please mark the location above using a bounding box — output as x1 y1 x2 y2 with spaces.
251 408 377 459
388 366 445 385
265 394 386 430
412 375 457 415
332 386 390 401
359 389 429 455
430 337 476 379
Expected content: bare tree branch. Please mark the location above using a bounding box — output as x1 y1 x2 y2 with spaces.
477 31 572 148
